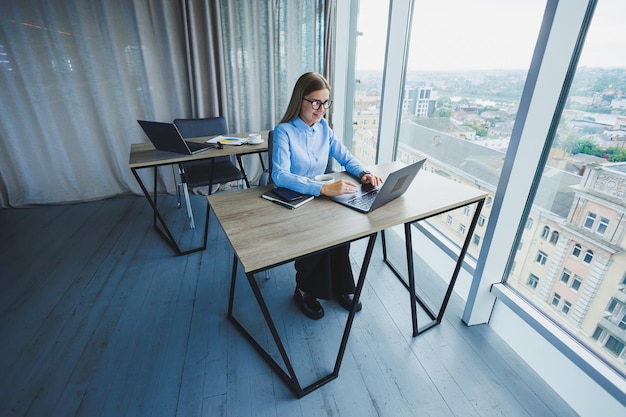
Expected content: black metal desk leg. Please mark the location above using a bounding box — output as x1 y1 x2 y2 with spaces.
381 199 486 336
436 198 484 322
332 233 377 375
131 166 209 256
404 223 419 337
227 233 378 398
226 257 304 395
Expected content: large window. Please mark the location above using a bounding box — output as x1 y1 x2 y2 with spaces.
395 0 546 262
336 0 626 406
349 0 390 166
341 0 626 405
506 0 626 374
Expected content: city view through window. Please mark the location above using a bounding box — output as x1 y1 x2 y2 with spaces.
349 0 626 374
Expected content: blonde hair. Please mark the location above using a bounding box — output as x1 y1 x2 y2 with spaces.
280 72 331 124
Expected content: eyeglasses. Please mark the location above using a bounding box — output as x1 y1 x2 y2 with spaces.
302 98 332 110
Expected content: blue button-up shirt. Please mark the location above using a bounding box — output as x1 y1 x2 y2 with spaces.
272 117 367 196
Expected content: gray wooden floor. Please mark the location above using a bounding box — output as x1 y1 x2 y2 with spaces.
0 194 578 417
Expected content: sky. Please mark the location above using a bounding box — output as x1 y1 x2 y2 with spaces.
355 0 626 71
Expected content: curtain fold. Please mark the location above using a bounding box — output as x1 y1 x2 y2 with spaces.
161 0 334 185
0 0 190 207
0 0 331 207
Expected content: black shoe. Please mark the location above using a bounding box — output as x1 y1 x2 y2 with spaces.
294 288 324 320
337 293 362 312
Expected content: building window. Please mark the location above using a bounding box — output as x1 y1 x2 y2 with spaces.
527 274 539 289
619 315 626 331
596 217 609 235
583 212 596 230
458 224 466 235
570 275 583 292
551 293 561 307
582 250 594 265
526 217 533 229
535 251 548 266
541 226 550 239
606 298 618 314
463 206 470 216
549 231 559 244
561 300 572 315
571 243 582 258
592 327 603 341
472 234 481 246
478 215 486 227
604 336 625 357
560 269 571 285
446 215 453 226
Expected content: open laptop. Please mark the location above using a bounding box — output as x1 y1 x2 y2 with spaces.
331 158 427 213
137 120 218 154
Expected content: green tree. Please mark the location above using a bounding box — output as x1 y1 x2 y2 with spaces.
434 107 451 117
608 148 626 162
570 138 602 156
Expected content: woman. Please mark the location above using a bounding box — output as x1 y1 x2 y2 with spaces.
272 72 382 319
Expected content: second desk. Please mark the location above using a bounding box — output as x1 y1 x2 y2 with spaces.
129 131 269 255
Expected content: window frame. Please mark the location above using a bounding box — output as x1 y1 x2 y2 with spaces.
527 273 540 289
561 300 572 315
535 250 548 266
550 230 559 244
551 293 562 307
583 212 597 230
596 217 609 235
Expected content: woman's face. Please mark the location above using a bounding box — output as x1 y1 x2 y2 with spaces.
299 88 330 126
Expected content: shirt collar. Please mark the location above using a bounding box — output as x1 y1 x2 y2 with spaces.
292 116 316 132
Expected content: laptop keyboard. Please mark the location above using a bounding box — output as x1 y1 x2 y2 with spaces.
348 190 378 210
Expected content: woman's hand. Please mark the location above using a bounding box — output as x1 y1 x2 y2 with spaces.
320 180 359 197
360 173 383 188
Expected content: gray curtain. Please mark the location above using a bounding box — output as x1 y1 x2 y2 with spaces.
0 0 331 207
181 0 329 184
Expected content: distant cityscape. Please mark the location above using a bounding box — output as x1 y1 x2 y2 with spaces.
349 67 626 373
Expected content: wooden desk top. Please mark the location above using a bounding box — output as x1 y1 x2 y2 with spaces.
128 130 270 169
208 161 488 273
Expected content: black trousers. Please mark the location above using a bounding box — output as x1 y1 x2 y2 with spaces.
294 243 355 300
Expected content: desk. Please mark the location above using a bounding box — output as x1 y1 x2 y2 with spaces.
208 161 488 397
129 131 269 255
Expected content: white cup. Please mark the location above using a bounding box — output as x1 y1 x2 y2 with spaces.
247 133 263 144
315 174 335 183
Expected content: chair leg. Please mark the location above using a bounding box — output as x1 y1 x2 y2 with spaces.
173 165 182 207
182 182 195 229
177 164 195 229
235 155 250 189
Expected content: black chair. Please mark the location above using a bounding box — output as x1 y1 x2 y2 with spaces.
173 117 249 228
259 130 274 186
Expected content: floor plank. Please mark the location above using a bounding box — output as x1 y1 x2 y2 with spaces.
0 195 578 417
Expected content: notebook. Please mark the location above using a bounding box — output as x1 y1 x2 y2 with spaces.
137 120 218 154
331 158 427 213
261 187 314 209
